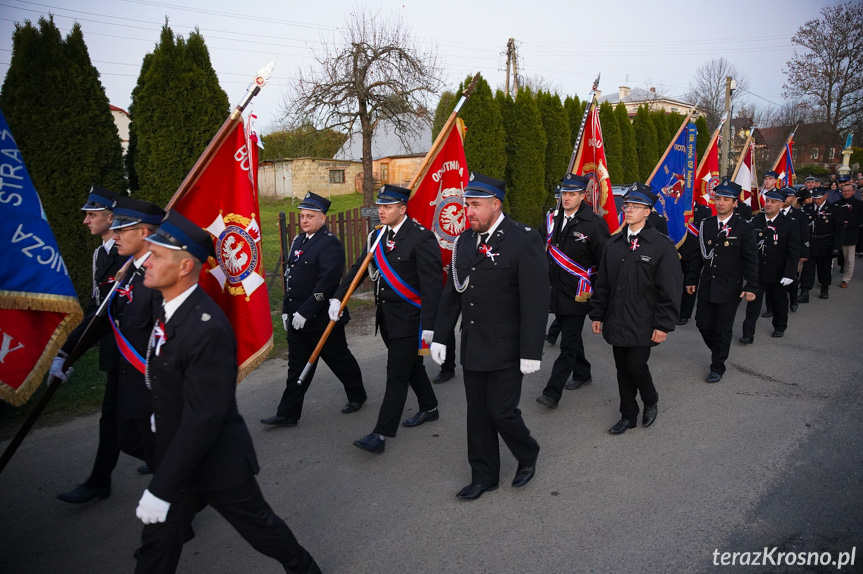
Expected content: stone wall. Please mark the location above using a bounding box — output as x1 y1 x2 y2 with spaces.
258 157 363 199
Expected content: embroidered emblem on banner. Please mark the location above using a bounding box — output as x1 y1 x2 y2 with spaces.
429 180 466 251
205 212 265 300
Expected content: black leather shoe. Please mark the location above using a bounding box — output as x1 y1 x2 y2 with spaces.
433 369 455 384
402 409 439 427
135 528 194 559
642 403 658 427
565 378 592 390
57 483 110 504
676 318 689 325
820 290 829 299
762 310 773 318
705 372 722 383
136 464 153 475
353 433 385 453
790 303 798 312
771 330 784 338
739 336 754 344
609 418 636 435
536 395 558 408
456 482 498 500
260 415 297 427
546 334 557 345
341 401 364 414
512 464 536 487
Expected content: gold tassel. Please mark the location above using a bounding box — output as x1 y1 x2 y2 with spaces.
236 337 274 384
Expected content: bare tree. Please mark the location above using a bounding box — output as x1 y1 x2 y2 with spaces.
686 58 749 131
284 7 443 204
783 1 863 131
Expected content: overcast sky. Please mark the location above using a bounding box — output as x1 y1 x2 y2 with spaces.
0 0 838 133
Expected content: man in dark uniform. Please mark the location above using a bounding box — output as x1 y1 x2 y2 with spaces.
431 173 547 500
54 186 127 504
261 192 367 427
800 186 843 301
536 173 609 408
740 189 801 343
836 182 863 288
331 184 442 454
590 183 682 435
779 186 810 312
135 210 320 574
684 179 758 383
677 201 713 325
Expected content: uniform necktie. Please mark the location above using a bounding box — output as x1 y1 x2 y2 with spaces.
387 229 395 251
301 235 309 246
478 232 489 250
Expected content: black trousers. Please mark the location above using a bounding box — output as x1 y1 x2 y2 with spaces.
441 328 457 373
543 314 590 401
695 299 741 375
547 317 561 339
372 314 437 437
742 283 788 337
679 257 697 319
612 346 657 422
801 256 833 291
84 370 121 488
277 322 366 420
117 417 155 467
463 367 540 485
134 476 319 574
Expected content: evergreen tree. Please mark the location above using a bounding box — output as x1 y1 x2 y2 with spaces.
457 75 506 180
634 105 659 181
0 17 126 298
599 101 623 185
537 92 572 208
431 90 457 142
666 111 684 133
615 102 640 184
127 25 229 206
653 110 671 152
501 88 547 227
564 95 584 147
695 115 710 162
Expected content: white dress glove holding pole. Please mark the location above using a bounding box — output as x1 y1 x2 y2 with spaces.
281 313 288 332
780 277 794 286
50 356 71 380
328 299 342 322
136 489 171 524
292 312 306 330
430 342 447 365
520 359 541 375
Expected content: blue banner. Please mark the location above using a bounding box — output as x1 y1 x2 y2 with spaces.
650 122 697 245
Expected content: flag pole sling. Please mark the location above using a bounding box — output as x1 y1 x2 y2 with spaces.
0 61 275 475
297 73 483 386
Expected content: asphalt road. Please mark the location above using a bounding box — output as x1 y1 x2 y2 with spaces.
1 268 861 574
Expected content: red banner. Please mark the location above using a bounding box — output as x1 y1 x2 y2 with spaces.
695 131 720 215
406 118 469 269
733 138 759 213
773 140 795 188
173 118 272 381
570 101 620 233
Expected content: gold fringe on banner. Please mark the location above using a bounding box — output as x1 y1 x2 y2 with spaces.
236 337 274 384
0 291 82 314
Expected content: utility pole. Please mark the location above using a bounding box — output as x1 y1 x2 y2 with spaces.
720 75 735 176
504 39 512 97
505 38 519 99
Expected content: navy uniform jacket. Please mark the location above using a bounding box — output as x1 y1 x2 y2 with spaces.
589 224 682 347
282 225 348 333
335 218 442 340
785 206 811 260
685 214 759 304
542 202 609 316
434 215 550 371
62 242 125 371
803 202 844 257
750 212 801 283
735 201 753 221
146 287 259 504
836 196 863 246
679 203 713 261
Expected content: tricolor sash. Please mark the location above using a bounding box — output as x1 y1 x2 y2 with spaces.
107 276 146 375
545 213 596 302
686 221 699 237
372 229 428 354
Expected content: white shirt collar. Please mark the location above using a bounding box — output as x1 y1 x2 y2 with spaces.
103 237 115 253
484 212 505 238
718 214 733 227
766 215 778 223
162 284 198 323
782 206 791 215
133 253 149 268
388 215 408 237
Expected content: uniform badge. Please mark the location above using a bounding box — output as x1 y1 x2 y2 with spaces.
724 241 729 246
201 313 211 322
314 293 324 301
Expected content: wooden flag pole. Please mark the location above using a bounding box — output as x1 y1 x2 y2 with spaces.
695 118 725 175
566 73 601 174
731 133 754 180
646 108 696 185
769 124 798 186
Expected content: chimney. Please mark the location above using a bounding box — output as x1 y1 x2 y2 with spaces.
649 86 656 93
619 86 630 100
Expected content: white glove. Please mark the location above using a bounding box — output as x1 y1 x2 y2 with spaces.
430 342 446 365
150 413 156 433
292 312 306 330
520 359 541 375
136 489 170 524
328 299 342 321
50 356 71 380
281 313 288 332
422 330 434 345
780 277 794 286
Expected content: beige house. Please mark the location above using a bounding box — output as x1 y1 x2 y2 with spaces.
257 157 363 200
597 86 703 117
110 104 130 154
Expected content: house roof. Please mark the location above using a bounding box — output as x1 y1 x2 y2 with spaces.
754 122 843 150
334 116 432 161
597 86 695 108
109 104 129 116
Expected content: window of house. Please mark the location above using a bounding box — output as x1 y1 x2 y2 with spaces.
329 169 345 184
829 147 836 160
380 163 389 183
811 147 818 160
